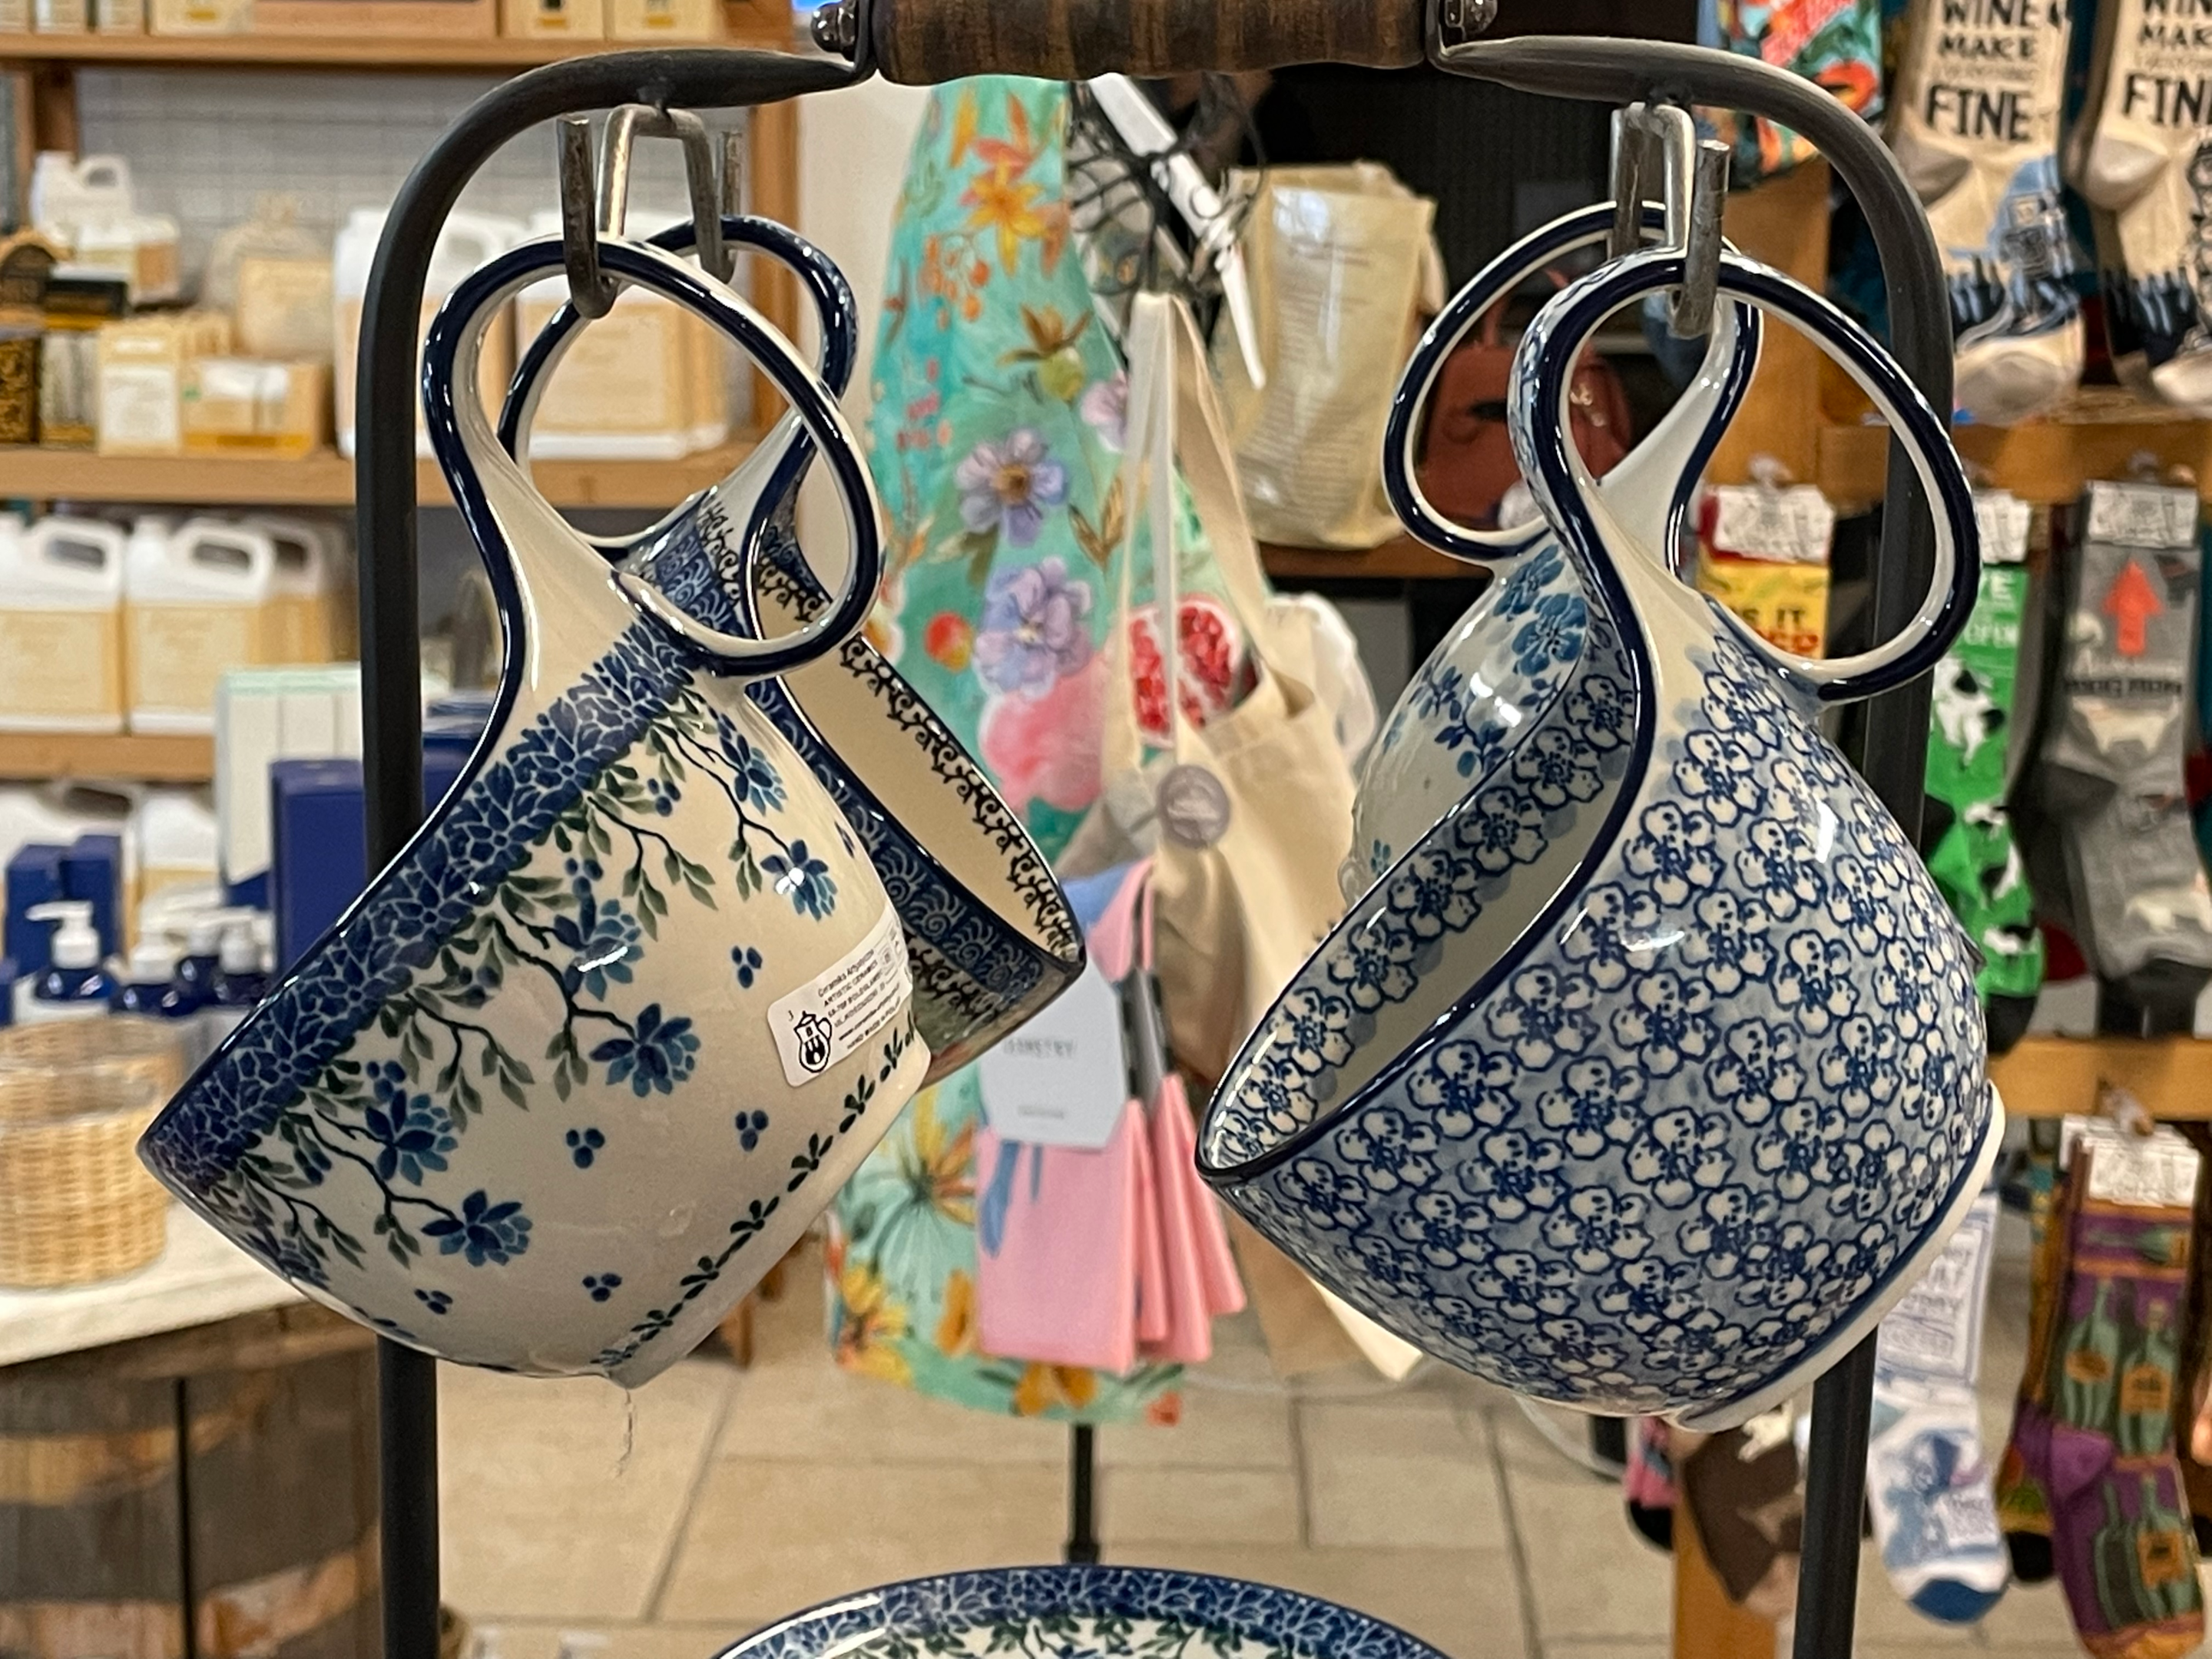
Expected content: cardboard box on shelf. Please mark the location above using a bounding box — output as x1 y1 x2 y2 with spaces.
147 0 250 28
180 358 328 458
252 0 492 34
95 311 231 458
607 0 716 39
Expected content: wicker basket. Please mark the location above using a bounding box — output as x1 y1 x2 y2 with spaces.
0 1018 187 1127
0 1023 186 1288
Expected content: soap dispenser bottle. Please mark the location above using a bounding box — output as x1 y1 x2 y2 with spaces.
202 919 270 1044
18 900 114 1022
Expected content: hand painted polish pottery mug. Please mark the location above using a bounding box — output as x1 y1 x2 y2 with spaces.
1350 203 1763 895
1200 245 1994 1429
141 236 929 1385
504 217 1084 1081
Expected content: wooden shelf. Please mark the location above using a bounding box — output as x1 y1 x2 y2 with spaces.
0 24 790 68
1260 535 1472 581
0 730 213 780
1818 392 2212 509
0 437 757 508
1988 1035 2212 1121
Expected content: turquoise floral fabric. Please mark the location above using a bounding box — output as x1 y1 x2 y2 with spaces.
826 76 1257 1424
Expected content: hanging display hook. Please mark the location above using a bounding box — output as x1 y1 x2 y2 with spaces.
1608 102 1726 339
557 103 733 320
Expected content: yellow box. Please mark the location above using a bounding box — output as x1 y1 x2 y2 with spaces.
1694 548 1830 661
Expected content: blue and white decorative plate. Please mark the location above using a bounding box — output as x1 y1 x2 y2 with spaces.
721 1567 1449 1659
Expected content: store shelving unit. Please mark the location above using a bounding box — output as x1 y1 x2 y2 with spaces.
0 17 788 66
0 729 212 779
0 435 763 505
1988 1035 2212 1120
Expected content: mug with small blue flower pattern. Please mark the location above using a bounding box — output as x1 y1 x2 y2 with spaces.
1200 245 1994 1429
503 217 1084 1083
141 236 929 1384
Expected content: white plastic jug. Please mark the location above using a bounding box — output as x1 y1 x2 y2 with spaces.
0 515 127 733
135 786 219 902
31 154 181 303
124 516 276 733
244 513 336 664
333 206 521 459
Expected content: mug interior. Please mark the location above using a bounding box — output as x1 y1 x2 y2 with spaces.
756 571 1079 960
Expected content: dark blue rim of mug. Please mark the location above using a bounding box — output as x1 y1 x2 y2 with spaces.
1518 248 1977 705
1382 200 1760 568
1199 248 1972 1188
423 234 881 682
496 213 859 571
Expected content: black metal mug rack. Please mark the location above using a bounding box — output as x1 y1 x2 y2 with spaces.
351 25 1952 1659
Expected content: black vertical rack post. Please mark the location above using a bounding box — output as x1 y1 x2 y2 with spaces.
351 49 856 1659
349 23 1956 1659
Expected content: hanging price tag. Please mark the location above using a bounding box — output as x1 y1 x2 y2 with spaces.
2061 1114 2202 1210
1972 490 2032 566
979 960 1129 1150
1705 482 1836 567
2085 481 2197 551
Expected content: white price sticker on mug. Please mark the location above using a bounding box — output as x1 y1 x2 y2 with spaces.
768 907 912 1087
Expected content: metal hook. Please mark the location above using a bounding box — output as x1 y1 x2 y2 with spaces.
558 104 736 319
1607 103 1727 339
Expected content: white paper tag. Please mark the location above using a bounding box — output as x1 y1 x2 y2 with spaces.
1972 490 2031 565
2085 481 2198 550
978 959 1128 1150
1707 483 1836 567
1878 1192 1995 1388
767 906 912 1088
2061 1114 2202 1210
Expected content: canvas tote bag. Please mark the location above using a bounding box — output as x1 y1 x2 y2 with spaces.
1069 291 1422 1381
1069 288 1353 1082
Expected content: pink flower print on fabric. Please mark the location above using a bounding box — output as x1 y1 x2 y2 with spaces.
956 427 1070 548
975 555 1094 694
981 650 1107 816
1080 372 1128 452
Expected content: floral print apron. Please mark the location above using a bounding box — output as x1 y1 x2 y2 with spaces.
826 77 1252 1423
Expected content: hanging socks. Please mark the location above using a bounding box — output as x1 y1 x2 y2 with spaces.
1681 1414 1803 1622
1869 1188 2011 1622
1999 1137 2074 1584
2069 0 2212 214
1924 492 2044 1051
1889 0 2084 422
2041 482 2212 1024
1624 1416 1677 1551
1704 0 1885 180
2042 1143 2204 1659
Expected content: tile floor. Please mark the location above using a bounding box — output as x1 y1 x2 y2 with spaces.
439 1219 2102 1659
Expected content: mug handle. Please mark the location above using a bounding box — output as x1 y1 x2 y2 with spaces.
497 213 859 564
1383 200 1761 568
422 235 882 678
1511 245 1976 704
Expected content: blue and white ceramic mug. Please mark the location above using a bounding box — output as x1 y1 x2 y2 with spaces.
505 218 1084 1081
1200 245 1992 1429
1353 204 1763 892
141 237 929 1384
